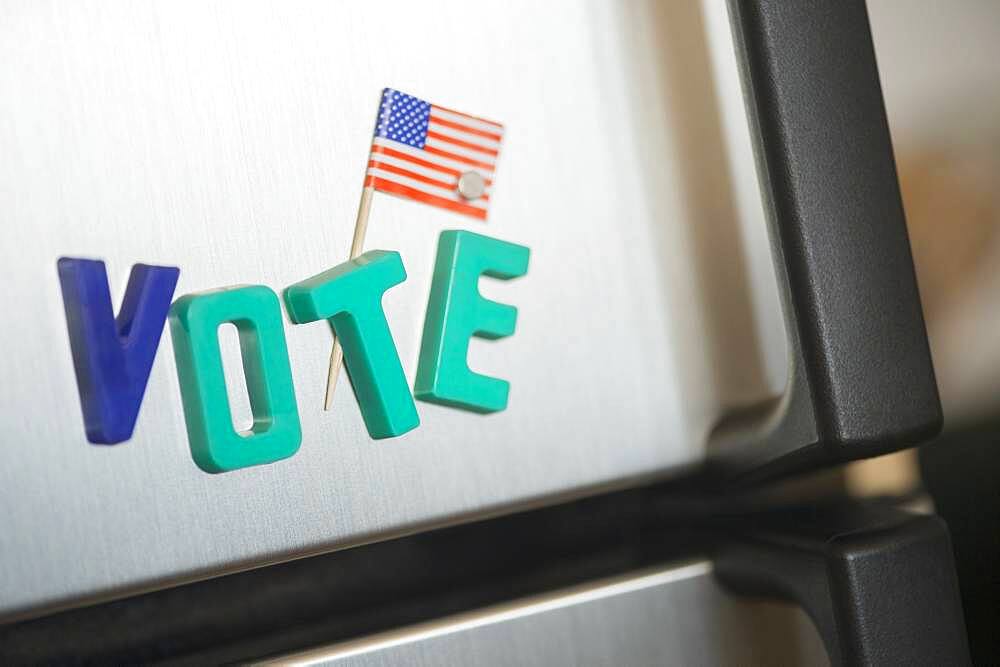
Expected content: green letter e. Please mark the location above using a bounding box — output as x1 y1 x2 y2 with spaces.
415 230 530 414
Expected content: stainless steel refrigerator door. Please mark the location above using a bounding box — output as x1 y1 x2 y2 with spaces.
259 563 828 666
0 1 782 619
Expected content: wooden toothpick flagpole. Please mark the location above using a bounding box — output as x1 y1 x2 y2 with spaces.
324 185 374 410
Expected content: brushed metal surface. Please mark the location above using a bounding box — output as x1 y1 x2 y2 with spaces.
259 562 828 666
0 1 782 619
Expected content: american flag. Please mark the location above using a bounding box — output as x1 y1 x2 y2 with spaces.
365 88 503 221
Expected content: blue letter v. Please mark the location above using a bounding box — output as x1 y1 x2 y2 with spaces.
57 258 180 444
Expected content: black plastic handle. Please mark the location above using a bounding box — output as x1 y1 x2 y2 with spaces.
711 0 942 482
714 502 971 666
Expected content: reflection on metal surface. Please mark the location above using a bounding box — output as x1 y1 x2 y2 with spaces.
259 562 827 666
0 0 782 619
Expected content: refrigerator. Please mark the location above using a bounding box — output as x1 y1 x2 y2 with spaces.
0 1 984 664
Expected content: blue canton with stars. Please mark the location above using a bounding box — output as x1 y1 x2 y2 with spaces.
373 88 431 149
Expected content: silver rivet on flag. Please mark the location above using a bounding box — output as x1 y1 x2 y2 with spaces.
457 171 486 201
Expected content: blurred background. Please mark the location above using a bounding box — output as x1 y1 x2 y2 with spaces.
870 0 1000 426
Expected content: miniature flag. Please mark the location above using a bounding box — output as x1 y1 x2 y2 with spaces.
365 88 503 220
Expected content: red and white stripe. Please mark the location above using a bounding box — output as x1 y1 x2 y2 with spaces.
365 105 503 220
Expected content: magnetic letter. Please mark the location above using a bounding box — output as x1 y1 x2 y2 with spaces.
169 285 301 473
57 258 179 444
284 250 419 439
414 231 529 413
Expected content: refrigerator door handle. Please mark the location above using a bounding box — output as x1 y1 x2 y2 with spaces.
710 0 941 483
714 502 971 666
